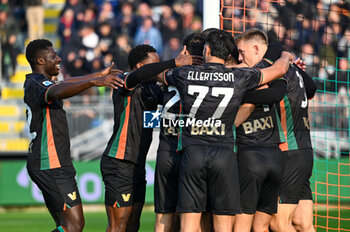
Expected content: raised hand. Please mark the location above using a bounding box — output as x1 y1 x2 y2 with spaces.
293 57 306 71
92 74 124 89
175 52 203 67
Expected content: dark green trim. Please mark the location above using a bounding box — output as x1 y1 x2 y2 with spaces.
283 96 298 150
232 125 237 153
274 105 286 143
108 97 129 157
177 100 183 152
40 109 50 170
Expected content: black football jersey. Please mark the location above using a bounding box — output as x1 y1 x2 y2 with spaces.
277 65 312 151
24 74 72 170
103 73 161 164
236 59 285 148
158 85 180 152
164 63 262 150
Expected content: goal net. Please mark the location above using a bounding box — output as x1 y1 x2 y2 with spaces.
219 0 350 231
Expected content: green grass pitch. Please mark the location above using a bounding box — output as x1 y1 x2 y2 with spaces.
0 207 155 232
0 206 349 231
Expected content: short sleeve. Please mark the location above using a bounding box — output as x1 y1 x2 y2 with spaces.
33 80 55 105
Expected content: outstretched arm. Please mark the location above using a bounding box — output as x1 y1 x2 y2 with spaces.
46 64 123 102
125 48 203 89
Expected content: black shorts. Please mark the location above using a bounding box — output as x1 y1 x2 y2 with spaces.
177 145 241 215
237 145 284 214
27 166 81 212
100 155 135 207
154 150 181 213
133 162 147 204
279 148 314 204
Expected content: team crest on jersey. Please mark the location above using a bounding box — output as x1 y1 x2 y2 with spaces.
42 81 54 86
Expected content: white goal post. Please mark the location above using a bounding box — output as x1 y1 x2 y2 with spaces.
203 0 220 30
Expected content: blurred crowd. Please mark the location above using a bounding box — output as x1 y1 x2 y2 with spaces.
222 0 350 93
0 0 349 95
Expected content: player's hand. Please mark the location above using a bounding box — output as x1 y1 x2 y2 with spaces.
280 51 294 73
110 68 124 76
92 74 124 89
293 57 306 71
99 62 116 77
175 54 203 67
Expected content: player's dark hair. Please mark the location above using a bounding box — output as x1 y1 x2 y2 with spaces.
128 44 157 70
183 33 205 56
235 28 268 46
25 39 53 68
205 30 235 60
202 28 220 39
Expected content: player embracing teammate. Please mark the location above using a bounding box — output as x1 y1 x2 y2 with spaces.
123 29 292 231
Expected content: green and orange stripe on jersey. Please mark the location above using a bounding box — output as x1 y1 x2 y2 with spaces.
40 107 61 170
279 95 298 151
108 96 131 159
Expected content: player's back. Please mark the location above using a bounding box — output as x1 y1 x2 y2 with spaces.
279 65 312 151
164 63 262 150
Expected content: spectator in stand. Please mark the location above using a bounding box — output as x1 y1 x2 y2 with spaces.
328 58 350 93
79 23 99 61
113 34 132 72
338 26 350 58
0 9 19 42
1 34 19 83
64 51 90 77
97 2 116 27
0 0 10 12
135 2 152 25
115 1 137 37
318 27 337 67
296 16 314 46
96 22 115 58
301 43 320 78
162 36 182 60
58 8 78 47
134 16 163 55
77 7 97 31
161 16 183 44
24 0 44 40
179 2 196 35
159 5 181 37
61 0 85 23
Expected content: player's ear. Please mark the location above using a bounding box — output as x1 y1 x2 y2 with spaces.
204 44 211 57
36 57 45 65
136 62 143 69
253 44 259 55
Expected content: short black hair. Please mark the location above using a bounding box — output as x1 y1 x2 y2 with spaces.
25 39 53 68
202 28 220 39
183 33 205 56
205 30 235 60
128 44 157 70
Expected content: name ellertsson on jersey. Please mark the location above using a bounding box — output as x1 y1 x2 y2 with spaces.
187 71 235 82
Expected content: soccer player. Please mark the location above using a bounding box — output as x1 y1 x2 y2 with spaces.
100 44 161 232
154 32 205 232
124 29 292 232
24 39 123 232
100 44 200 232
269 49 317 232
234 28 287 232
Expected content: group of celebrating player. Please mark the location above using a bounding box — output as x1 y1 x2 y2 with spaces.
24 27 316 232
